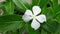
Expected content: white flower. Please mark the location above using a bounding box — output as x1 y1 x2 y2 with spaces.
22 6 46 30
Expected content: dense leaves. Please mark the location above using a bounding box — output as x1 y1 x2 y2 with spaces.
0 15 25 33
0 0 60 34
13 0 49 11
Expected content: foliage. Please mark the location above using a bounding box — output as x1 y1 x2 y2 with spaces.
0 0 60 34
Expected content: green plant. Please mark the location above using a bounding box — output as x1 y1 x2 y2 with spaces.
0 0 60 34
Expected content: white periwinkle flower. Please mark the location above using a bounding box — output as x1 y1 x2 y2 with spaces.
22 6 46 30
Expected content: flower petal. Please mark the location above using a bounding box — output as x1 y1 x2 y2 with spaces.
36 15 46 23
25 10 33 15
32 6 41 15
31 19 40 30
22 15 32 22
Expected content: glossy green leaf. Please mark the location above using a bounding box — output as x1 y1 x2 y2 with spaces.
42 19 59 33
52 0 58 7
51 0 60 23
13 0 49 12
0 15 25 33
0 15 22 22
39 0 49 8
55 12 60 23
4 1 14 15
41 8 59 33
13 0 30 11
42 8 54 18
41 29 50 34
55 6 60 23
0 21 23 32
52 0 59 16
54 24 60 34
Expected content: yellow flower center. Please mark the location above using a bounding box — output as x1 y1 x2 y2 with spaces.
32 15 36 19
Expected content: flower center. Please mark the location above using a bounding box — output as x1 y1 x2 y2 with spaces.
32 15 36 19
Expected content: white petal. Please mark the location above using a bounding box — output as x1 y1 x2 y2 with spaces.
31 19 40 30
22 15 32 22
36 15 46 23
25 10 33 15
32 6 41 15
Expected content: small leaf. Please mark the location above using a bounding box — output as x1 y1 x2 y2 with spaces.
54 24 60 34
39 0 49 8
52 0 59 15
41 29 50 34
55 12 60 23
42 19 59 33
4 1 14 15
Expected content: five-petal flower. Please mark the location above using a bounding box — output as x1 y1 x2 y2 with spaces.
22 6 46 30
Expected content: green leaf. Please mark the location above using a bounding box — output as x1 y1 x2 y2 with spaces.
32 0 40 6
41 29 50 34
42 7 54 18
52 0 59 15
13 0 49 12
4 1 14 15
55 6 60 23
0 15 22 22
13 0 30 11
55 12 60 23
41 8 59 33
54 24 60 34
25 24 40 34
52 3 60 23
39 0 49 8
42 19 59 33
19 27 25 34
0 15 25 33
51 0 60 22
52 0 58 7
